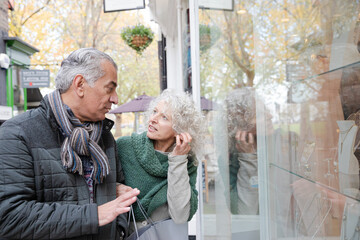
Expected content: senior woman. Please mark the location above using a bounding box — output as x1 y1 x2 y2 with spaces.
116 89 206 237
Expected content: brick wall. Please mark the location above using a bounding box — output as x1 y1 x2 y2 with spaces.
0 0 8 33
0 0 8 106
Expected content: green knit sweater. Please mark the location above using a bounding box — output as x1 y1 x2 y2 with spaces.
116 131 198 222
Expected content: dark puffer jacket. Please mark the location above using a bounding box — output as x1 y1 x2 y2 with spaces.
0 96 126 240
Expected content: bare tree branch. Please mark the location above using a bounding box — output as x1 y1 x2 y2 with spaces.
21 0 51 25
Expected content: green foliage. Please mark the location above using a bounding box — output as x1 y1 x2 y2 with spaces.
121 24 154 55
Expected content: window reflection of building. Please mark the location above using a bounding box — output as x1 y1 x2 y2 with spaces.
12 66 25 114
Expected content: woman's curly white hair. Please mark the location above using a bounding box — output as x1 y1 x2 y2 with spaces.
225 87 256 138
144 89 207 164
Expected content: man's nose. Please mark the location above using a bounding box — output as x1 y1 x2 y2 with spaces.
110 92 118 105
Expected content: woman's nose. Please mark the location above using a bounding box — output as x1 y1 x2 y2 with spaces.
150 114 159 123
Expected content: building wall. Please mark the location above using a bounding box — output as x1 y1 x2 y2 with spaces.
0 0 8 106
0 0 9 32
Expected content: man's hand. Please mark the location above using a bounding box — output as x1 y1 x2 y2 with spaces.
98 188 140 226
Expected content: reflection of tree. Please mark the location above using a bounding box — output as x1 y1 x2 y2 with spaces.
290 78 323 103
199 0 256 99
222 10 254 87
200 0 360 102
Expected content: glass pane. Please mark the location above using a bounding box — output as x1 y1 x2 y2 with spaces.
12 66 25 115
254 0 360 239
198 0 360 239
199 1 260 239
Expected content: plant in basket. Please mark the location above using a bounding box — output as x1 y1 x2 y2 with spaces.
121 24 155 55
199 24 221 52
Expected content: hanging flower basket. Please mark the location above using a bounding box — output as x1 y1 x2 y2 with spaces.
121 24 154 55
199 24 221 52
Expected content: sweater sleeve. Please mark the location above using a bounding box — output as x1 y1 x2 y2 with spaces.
167 154 193 223
115 136 131 237
0 122 99 239
236 153 259 214
115 137 125 184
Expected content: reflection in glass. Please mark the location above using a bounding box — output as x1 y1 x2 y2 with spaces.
322 147 337 187
223 87 259 215
213 87 262 239
198 0 360 239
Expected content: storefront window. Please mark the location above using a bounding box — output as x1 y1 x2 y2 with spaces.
199 1 260 238
12 65 25 115
198 0 360 239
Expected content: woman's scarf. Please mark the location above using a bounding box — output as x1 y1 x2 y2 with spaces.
48 90 110 183
118 132 198 221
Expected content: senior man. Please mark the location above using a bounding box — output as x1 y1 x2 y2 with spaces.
0 48 139 239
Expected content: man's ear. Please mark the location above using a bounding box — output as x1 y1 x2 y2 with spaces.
73 74 85 97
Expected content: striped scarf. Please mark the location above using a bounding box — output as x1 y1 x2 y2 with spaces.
48 90 110 183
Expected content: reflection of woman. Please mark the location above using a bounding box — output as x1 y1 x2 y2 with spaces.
116 89 206 235
224 87 260 215
340 63 360 168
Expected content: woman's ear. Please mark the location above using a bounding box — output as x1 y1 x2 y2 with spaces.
73 74 85 97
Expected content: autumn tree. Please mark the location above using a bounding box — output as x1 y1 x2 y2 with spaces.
9 0 160 137
8 0 51 37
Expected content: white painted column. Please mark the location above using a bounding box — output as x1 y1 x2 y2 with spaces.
189 1 203 240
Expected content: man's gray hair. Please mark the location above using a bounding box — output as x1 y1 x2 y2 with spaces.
144 89 207 164
55 48 117 93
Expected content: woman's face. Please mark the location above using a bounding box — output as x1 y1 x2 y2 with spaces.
147 101 177 144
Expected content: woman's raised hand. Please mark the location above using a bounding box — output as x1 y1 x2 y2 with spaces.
172 132 192 156
235 129 257 153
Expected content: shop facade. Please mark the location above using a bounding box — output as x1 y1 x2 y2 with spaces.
0 0 41 125
4 37 40 116
150 0 360 239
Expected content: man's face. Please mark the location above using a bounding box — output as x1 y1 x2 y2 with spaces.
80 61 118 122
